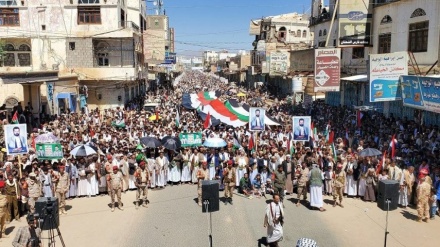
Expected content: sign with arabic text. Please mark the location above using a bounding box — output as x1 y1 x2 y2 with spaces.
314 48 341 92
338 0 373 47
179 132 203 147
36 143 63 160
269 51 289 76
369 52 408 102
400 76 440 114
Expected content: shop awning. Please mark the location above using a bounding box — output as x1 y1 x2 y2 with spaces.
56 93 74 99
0 71 58 84
340 74 368 82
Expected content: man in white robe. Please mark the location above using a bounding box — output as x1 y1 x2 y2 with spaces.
155 151 169 187
344 156 358 196
309 164 326 212
264 194 284 246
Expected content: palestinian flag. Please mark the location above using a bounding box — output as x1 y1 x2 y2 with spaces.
331 143 337 161
224 99 250 122
11 111 18 124
112 119 126 128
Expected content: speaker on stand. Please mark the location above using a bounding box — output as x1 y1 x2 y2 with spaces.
202 180 219 247
377 180 399 247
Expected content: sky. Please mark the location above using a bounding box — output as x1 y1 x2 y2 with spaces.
146 0 311 58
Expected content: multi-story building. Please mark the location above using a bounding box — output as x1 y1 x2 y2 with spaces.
202 51 219 70
308 0 440 124
248 12 313 95
0 0 147 115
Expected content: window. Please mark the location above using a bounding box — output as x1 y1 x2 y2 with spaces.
0 8 19 26
410 8 426 18
319 30 322 37
97 53 109 66
297 29 301 37
323 29 327 36
0 0 17 5
408 21 429 53
302 30 307 38
78 0 100 3
380 15 392 25
1 43 31 67
378 33 391 54
77 7 101 24
278 27 286 40
352 47 364 59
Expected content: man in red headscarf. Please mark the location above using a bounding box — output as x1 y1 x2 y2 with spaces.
417 168 431 222
134 161 150 209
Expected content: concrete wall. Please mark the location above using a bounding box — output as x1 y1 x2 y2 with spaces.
66 38 94 68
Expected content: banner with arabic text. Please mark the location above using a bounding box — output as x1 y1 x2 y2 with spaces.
338 0 373 47
179 132 203 147
400 76 440 114
369 52 408 102
36 143 63 160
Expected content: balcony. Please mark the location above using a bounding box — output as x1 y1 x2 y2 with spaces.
309 12 332 26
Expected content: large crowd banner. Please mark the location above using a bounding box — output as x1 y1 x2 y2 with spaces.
314 48 341 92
179 132 203 147
400 76 440 113
338 0 373 47
369 52 408 102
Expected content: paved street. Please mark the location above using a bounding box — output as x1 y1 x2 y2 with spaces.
2 185 439 247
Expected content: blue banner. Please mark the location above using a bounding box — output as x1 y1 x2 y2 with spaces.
400 76 440 113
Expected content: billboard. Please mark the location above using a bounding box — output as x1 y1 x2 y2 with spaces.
400 76 440 113
369 52 408 102
314 48 341 92
269 51 289 76
164 52 177 64
338 0 373 47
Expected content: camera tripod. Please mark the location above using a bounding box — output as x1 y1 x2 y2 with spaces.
40 207 66 247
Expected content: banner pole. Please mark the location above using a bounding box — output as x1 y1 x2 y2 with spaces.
325 0 339 47
18 154 23 179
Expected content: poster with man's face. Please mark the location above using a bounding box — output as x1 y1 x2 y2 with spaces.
4 124 29 155
292 116 311 141
249 107 265 131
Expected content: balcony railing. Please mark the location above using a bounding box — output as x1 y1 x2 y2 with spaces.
309 12 332 26
119 21 140 33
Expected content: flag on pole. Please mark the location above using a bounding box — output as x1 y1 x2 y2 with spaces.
391 134 396 158
357 110 363 127
311 122 315 140
248 133 254 151
328 131 335 144
175 107 180 128
377 150 387 175
11 111 18 124
204 112 212 129
331 143 337 161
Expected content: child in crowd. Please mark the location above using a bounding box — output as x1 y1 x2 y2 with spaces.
378 169 389 181
324 166 333 196
265 178 274 195
430 188 437 220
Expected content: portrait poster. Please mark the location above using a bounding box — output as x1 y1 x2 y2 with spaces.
292 116 311 141
249 107 266 131
4 124 29 155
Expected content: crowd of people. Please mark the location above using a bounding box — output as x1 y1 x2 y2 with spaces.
0 70 439 246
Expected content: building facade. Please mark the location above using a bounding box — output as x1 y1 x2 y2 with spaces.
0 0 147 116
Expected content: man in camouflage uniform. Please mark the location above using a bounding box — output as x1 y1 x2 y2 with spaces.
417 168 431 222
223 160 236 205
55 165 70 215
295 162 309 206
197 162 210 206
27 173 41 214
134 161 150 209
333 163 346 208
107 166 124 212
0 180 9 241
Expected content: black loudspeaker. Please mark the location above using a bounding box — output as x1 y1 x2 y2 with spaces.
35 197 59 230
377 180 399 211
202 180 219 213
